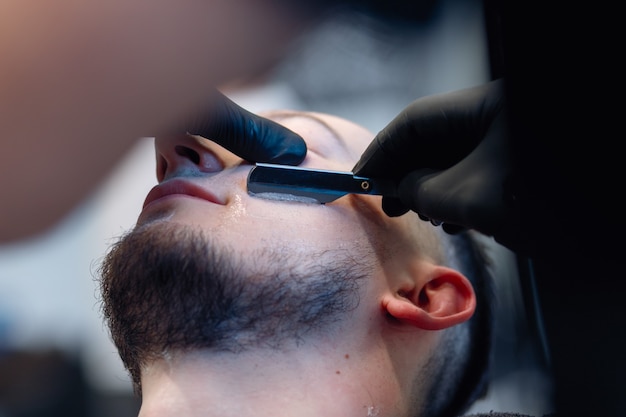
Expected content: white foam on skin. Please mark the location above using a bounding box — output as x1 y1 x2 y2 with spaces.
248 192 321 205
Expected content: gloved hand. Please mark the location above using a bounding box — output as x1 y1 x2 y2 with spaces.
181 90 307 165
352 80 523 251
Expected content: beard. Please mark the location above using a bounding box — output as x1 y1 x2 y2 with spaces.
97 221 369 392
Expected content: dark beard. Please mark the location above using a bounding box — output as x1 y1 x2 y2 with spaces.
97 222 368 393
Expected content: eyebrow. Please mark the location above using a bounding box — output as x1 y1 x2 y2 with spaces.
262 110 348 150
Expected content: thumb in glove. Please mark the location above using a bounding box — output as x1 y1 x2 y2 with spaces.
179 90 307 165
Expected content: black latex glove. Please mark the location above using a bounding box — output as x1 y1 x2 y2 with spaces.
181 90 307 165
353 80 521 250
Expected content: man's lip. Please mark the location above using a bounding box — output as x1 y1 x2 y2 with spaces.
142 178 225 209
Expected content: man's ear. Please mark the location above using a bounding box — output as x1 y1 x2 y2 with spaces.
382 266 476 331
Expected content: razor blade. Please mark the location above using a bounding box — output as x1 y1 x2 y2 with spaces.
247 163 398 204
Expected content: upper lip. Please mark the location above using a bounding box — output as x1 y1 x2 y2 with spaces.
142 178 226 209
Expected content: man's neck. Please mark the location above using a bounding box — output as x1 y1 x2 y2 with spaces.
138 343 403 417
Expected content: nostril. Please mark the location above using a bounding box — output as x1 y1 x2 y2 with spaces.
175 145 200 165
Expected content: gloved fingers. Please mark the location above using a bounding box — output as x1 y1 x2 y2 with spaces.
384 168 438 219
381 197 410 217
352 79 505 179
396 168 469 229
386 192 467 236
383 172 467 235
396 158 509 239
417 213 430 222
441 223 466 235
183 90 307 165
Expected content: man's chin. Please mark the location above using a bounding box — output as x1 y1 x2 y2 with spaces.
98 220 366 390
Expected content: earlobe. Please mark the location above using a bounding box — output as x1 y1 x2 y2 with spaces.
382 267 476 331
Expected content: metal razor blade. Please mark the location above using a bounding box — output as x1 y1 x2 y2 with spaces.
247 163 398 204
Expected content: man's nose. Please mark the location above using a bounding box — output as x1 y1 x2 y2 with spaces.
155 135 224 182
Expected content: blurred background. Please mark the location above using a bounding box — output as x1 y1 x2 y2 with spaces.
0 0 554 415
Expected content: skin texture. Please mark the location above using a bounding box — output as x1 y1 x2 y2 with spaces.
99 111 477 417
0 0 313 243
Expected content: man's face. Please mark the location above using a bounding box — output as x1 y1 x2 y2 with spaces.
99 111 439 391
139 110 403 256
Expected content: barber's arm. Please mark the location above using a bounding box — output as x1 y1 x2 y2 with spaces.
352 80 526 252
